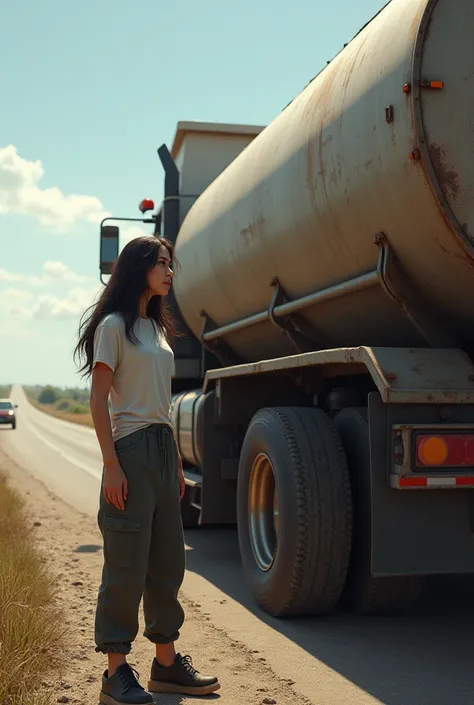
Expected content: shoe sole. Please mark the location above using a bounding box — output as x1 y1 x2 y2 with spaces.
147 679 221 696
99 692 153 705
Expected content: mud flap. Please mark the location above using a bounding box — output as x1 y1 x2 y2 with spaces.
368 391 474 576
199 391 239 524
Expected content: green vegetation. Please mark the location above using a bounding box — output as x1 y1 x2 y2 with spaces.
25 385 93 428
0 471 65 704
0 385 12 398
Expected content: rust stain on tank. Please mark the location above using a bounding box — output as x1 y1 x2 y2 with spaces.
428 143 460 201
306 63 339 212
417 141 474 266
342 34 369 95
420 141 474 268
432 208 474 268
409 0 427 43
405 1 428 137
240 217 266 244
307 141 316 208
303 54 339 125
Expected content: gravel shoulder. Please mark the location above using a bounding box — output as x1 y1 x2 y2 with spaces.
0 441 309 705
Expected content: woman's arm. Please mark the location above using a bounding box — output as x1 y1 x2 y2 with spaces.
90 362 127 511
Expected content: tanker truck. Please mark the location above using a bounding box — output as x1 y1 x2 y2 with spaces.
99 0 474 618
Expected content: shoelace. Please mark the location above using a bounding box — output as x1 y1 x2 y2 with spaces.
118 664 144 693
181 655 198 679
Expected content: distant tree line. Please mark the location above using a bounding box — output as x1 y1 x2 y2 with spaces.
26 385 91 415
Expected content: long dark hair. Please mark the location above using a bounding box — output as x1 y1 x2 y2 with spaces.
74 235 178 378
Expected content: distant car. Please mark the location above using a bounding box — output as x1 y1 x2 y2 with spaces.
0 399 17 429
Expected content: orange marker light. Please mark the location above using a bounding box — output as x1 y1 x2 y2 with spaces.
420 79 444 90
417 436 449 466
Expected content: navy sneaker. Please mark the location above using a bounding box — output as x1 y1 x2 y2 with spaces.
99 663 153 705
148 653 220 696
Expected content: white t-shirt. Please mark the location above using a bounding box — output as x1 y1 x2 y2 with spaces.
92 312 174 441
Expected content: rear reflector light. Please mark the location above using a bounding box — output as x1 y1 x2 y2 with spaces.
416 433 474 469
394 475 474 489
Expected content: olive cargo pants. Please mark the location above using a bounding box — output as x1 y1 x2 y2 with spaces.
94 423 185 655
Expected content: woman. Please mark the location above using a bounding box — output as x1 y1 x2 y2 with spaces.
74 236 220 705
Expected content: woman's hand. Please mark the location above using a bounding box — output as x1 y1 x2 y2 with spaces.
103 458 128 510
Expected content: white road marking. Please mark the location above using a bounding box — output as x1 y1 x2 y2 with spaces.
22 414 102 480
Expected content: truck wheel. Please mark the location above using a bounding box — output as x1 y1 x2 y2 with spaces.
334 407 424 614
237 406 352 617
180 484 200 529
11 421 16 430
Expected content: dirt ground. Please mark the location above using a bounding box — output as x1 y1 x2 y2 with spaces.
0 442 309 705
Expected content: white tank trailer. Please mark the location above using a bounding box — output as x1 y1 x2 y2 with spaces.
101 0 474 617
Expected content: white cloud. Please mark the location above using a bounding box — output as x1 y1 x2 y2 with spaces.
0 145 158 249
1 289 32 317
34 286 100 319
1 285 100 320
41 261 88 283
0 261 89 286
0 268 36 285
0 145 109 228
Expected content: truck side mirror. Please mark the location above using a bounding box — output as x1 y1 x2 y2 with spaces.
100 225 119 276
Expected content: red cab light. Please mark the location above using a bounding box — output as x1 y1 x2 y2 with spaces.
139 198 155 214
416 433 474 469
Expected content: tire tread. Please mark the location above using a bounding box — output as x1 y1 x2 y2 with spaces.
244 406 352 617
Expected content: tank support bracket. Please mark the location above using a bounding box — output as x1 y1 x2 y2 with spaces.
268 277 323 353
374 232 457 348
199 310 243 367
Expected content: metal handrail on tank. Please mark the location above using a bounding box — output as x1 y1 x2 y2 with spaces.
201 270 379 344
200 233 456 352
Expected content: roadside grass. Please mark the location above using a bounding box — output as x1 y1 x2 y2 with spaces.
0 471 66 704
0 385 12 398
28 397 94 428
25 385 94 428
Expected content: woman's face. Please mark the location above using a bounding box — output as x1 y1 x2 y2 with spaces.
146 245 174 297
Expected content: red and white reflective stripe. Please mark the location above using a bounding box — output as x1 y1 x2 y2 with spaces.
394 475 474 488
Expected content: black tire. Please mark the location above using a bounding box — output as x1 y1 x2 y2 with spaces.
11 422 16 430
180 484 200 529
334 407 424 614
237 406 353 617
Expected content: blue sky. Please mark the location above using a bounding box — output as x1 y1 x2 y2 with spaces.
0 0 383 387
